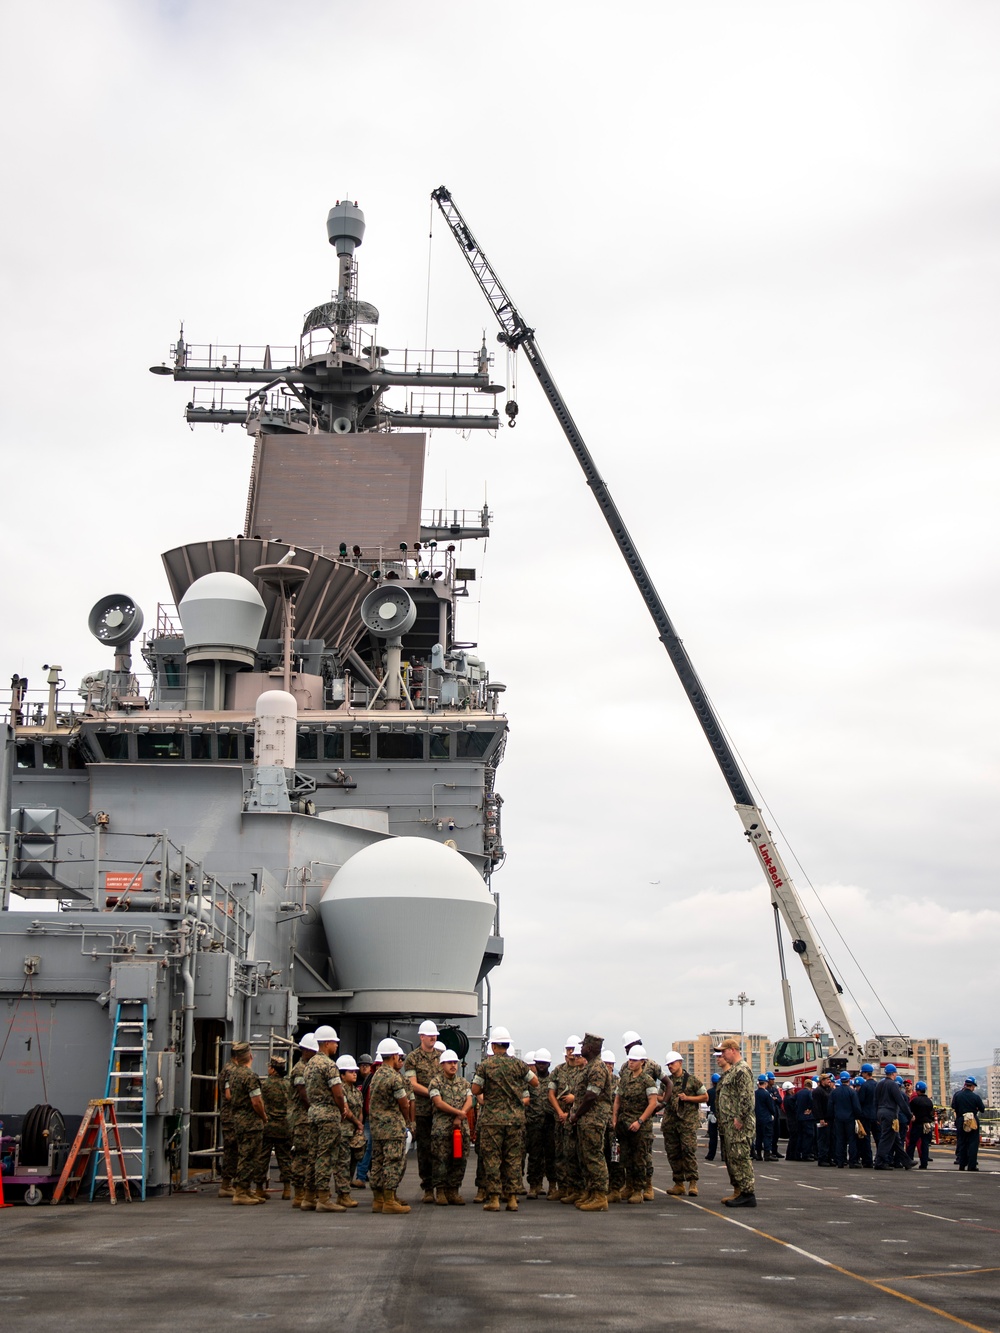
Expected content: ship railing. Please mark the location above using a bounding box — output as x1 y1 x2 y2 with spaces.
404 388 499 420
172 341 298 371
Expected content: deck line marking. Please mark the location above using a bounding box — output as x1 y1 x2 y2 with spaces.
677 1198 994 1333
894 1268 1000 1282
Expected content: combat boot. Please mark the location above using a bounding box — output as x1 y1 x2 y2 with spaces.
421 1189 436 1205
435 1188 449 1206
526 1186 539 1199
291 1187 304 1209
299 1190 317 1211
254 1184 269 1202
482 1195 500 1211
232 1187 261 1205
281 1184 292 1200
560 1190 581 1205
720 1187 740 1203
382 1191 411 1215
505 1195 519 1211
446 1189 465 1205
337 1192 358 1209
666 1183 685 1196
547 1186 563 1201
686 1182 698 1196
473 1187 486 1203
627 1190 644 1203
218 1178 235 1198
578 1192 609 1211
573 1191 593 1208
643 1184 655 1201
725 1191 756 1208
370 1188 384 1213
605 1189 621 1203
315 1190 346 1213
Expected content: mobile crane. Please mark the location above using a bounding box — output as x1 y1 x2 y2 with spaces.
431 185 914 1081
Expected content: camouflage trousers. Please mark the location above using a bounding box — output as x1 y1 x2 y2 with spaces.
261 1131 293 1184
525 1117 554 1188
233 1118 264 1192
220 1116 238 1182
431 1125 469 1191
719 1124 755 1194
371 1133 407 1192
662 1115 700 1183
333 1125 361 1195
309 1111 342 1193
477 1119 525 1198
290 1118 315 1191
413 1113 434 1191
577 1115 610 1194
553 1119 583 1192
616 1121 652 1190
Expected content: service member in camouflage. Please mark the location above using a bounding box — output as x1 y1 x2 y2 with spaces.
715 1037 757 1207
428 1049 472 1204
470 1025 538 1211
368 1038 413 1215
601 1050 626 1201
621 1031 664 1199
612 1044 660 1202
332 1055 365 1207
259 1055 292 1199
403 1019 441 1204
227 1047 268 1205
216 1043 245 1197
287 1033 318 1208
547 1045 586 1201
524 1050 553 1198
305 1025 349 1214
566 1033 614 1211
659 1050 707 1197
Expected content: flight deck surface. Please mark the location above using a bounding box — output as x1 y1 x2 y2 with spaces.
2 1143 997 1331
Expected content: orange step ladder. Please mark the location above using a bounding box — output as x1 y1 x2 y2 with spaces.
52 1100 132 1205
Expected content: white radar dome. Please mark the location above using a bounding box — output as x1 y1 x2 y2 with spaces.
179 571 267 667
319 837 496 1015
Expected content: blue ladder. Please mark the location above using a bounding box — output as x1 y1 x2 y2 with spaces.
93 1003 148 1200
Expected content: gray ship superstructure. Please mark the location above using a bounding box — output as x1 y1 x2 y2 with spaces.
0 199 508 1198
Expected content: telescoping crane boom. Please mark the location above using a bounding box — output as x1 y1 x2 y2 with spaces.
431 184 867 1068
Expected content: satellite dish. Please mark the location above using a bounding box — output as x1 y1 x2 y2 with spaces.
88 594 144 648
360 586 416 638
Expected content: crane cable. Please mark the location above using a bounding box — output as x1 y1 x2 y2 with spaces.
704 684 906 1038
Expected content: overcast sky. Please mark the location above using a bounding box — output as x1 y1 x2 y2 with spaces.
2 2 997 1068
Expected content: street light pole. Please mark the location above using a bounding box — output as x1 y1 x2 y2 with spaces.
729 991 755 1060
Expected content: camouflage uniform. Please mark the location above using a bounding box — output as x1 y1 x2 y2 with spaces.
227 1062 265 1192
428 1070 471 1191
471 1053 533 1199
218 1056 240 1182
287 1054 315 1192
615 1065 658 1192
369 1064 410 1193
575 1056 613 1194
604 1069 626 1195
660 1067 706 1185
524 1070 553 1191
334 1082 364 1197
403 1046 440 1193
716 1058 756 1195
305 1052 344 1195
260 1073 292 1185
549 1061 585 1194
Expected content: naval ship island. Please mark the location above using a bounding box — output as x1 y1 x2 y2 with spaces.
0 199 508 1200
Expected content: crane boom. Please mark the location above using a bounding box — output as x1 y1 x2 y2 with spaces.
431 184 861 1056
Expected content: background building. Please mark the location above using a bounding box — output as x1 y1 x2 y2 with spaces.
986 1048 1000 1109
913 1038 951 1106
674 1031 774 1089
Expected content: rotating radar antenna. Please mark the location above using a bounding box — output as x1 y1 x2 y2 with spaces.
88 594 145 671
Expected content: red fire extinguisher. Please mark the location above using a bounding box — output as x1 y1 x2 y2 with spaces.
452 1122 463 1159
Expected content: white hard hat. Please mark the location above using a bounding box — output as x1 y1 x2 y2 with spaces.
490 1026 511 1044
628 1044 648 1061
418 1020 440 1037
534 1048 552 1063
314 1025 340 1044
571 1043 583 1056
433 1040 446 1052
376 1037 404 1057
299 1033 319 1052
440 1049 459 1063
665 1051 683 1065
782 1081 794 1089
524 1051 536 1064
602 1049 616 1065
565 1033 582 1048
622 1030 641 1047
336 1055 358 1072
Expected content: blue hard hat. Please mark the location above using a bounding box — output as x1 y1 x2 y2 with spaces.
915 1081 927 1092
766 1071 775 1079
965 1076 977 1086
860 1063 874 1074
853 1076 864 1086
711 1073 721 1083
884 1063 897 1075
839 1072 850 1082
757 1074 766 1082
